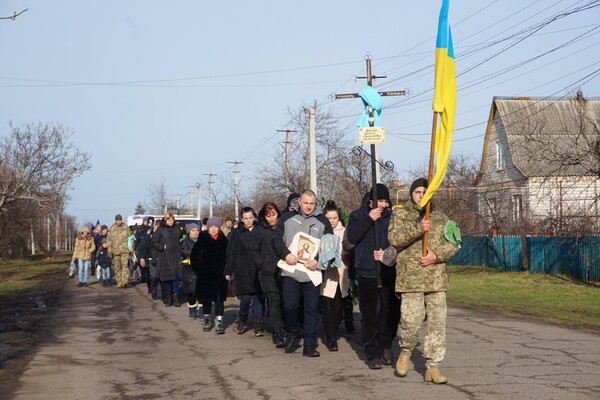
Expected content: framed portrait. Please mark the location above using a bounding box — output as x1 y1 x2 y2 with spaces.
289 232 320 264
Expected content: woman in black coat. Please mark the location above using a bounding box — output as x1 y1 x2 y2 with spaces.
152 212 182 307
191 217 228 334
181 223 200 319
225 207 265 336
256 202 291 347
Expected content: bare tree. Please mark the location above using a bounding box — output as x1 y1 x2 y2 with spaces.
144 177 170 215
249 101 399 212
409 152 489 235
0 122 90 214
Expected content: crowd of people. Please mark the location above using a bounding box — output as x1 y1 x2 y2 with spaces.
71 180 459 383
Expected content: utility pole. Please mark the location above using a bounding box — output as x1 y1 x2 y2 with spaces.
277 129 297 195
204 173 216 217
335 53 406 287
308 108 317 193
187 185 195 215
227 161 243 220
196 181 203 219
174 193 182 211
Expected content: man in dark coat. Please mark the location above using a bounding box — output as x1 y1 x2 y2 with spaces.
347 183 400 370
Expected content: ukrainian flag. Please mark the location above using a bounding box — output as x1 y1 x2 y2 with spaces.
420 0 456 207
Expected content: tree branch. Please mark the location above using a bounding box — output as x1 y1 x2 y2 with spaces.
0 8 28 20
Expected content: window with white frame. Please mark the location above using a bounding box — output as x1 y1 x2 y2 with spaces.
512 194 522 222
496 142 505 171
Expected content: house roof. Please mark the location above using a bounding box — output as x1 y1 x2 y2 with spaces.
482 95 600 178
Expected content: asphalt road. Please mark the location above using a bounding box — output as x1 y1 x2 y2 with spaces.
8 279 600 400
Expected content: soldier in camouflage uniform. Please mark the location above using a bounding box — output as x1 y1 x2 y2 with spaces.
107 214 132 288
388 178 459 384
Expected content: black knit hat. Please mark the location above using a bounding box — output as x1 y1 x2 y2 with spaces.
410 178 428 196
286 192 300 208
368 183 391 205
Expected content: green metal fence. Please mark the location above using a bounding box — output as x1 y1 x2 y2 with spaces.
447 235 600 282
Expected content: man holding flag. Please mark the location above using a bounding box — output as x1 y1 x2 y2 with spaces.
387 0 460 384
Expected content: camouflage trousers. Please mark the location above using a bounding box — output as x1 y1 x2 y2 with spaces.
399 291 447 368
113 254 130 288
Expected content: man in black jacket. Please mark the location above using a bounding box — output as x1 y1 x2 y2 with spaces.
347 183 400 370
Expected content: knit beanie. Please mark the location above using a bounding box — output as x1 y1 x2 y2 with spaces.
368 183 391 204
206 217 221 229
286 192 300 208
186 223 200 233
410 178 428 196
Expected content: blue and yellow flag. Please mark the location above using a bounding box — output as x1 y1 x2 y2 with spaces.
420 0 456 207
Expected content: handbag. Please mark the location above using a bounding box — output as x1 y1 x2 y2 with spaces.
68 260 77 278
96 265 101 280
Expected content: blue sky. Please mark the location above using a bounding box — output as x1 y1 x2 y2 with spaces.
1 0 598 225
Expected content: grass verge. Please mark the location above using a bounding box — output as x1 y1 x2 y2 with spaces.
447 265 600 334
0 254 70 397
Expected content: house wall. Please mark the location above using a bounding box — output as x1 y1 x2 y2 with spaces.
527 176 600 228
477 112 527 223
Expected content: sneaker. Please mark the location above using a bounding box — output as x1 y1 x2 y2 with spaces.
382 348 393 366
202 316 212 332
254 317 264 337
272 331 285 348
326 338 338 352
367 358 383 370
77 282 83 287
235 319 247 334
215 317 225 334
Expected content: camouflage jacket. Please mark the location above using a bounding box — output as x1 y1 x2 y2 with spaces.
106 222 130 256
387 200 458 293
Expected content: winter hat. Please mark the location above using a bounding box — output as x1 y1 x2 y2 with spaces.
368 183 391 204
142 216 150 223
80 226 90 233
115 214 123 221
206 217 221 229
286 192 300 208
409 178 428 196
186 223 200 233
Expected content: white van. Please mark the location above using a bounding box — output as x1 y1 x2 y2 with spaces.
126 214 201 230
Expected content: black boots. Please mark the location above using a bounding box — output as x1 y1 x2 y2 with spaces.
284 332 300 353
165 294 173 307
173 294 181 307
302 346 320 357
150 287 158 300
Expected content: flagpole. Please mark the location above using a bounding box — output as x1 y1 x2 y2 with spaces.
423 111 439 256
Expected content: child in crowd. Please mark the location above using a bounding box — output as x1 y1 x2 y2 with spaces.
96 238 112 286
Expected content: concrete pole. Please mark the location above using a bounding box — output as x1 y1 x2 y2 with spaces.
196 182 203 219
308 108 317 193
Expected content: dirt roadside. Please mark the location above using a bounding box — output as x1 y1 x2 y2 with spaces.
0 266 68 398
